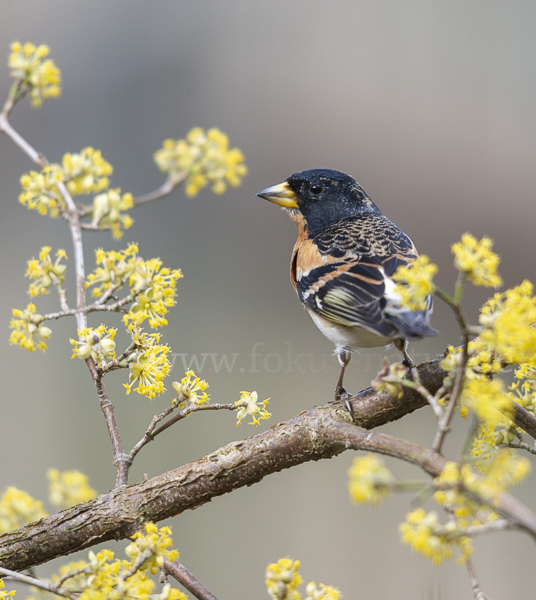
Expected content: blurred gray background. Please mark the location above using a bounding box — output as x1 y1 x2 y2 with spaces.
1 2 536 599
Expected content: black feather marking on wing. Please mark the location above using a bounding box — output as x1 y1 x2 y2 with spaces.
313 213 416 260
297 261 400 338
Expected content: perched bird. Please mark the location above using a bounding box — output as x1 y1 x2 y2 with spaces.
257 168 436 403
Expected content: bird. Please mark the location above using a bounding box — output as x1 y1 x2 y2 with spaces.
256 168 436 406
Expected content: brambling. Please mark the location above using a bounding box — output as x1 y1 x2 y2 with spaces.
257 168 436 403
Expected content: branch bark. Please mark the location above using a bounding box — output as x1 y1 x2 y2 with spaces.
1 358 536 573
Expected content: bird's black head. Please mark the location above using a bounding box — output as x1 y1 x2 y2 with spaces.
257 168 379 236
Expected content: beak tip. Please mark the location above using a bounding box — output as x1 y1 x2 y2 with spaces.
255 181 298 208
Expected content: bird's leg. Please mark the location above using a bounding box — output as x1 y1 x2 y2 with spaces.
395 338 414 368
334 349 351 402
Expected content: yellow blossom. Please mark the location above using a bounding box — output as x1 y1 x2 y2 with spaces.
9 303 52 352
392 255 437 311
47 469 98 510
0 579 15 600
461 378 512 423
452 233 502 288
91 188 134 239
124 259 182 329
26 247 67 296
348 454 395 506
370 359 407 399
235 390 271 426
476 449 530 497
265 558 302 600
59 147 112 196
124 334 170 399
8 41 61 107
471 422 503 460
85 244 142 297
0 487 48 534
305 582 341 600
474 280 536 366
172 370 209 405
19 167 64 217
70 325 117 363
433 462 497 527
125 522 179 574
399 508 472 565
154 127 247 196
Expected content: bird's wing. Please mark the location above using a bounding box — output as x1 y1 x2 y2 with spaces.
293 214 425 339
296 257 399 338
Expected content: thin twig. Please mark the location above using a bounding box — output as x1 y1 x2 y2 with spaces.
94 370 130 486
164 559 219 600
465 557 492 600
433 280 470 453
151 401 242 438
505 440 536 455
0 566 78 600
2 108 130 488
133 171 187 206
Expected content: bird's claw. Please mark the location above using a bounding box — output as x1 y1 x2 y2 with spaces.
334 385 346 402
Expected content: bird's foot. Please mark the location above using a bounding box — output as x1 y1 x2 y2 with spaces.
334 385 346 402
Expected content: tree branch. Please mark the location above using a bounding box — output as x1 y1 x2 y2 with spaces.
1 357 536 573
164 560 219 600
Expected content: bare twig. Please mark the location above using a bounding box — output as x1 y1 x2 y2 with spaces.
151 401 242 438
164 560 219 600
133 171 187 206
0 566 78 600
433 281 470 453
93 369 130 487
465 557 492 600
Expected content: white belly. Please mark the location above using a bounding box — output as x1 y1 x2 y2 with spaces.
307 309 392 350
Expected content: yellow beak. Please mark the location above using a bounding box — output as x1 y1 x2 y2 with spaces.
256 181 298 208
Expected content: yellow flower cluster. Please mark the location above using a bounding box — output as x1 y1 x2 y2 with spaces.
9 303 52 352
85 245 182 328
47 469 98 510
235 391 271 426
392 255 437 311
86 244 142 297
304 583 341 600
8 41 61 107
347 454 395 506
29 527 185 600
265 559 341 600
60 147 113 196
461 378 512 423
433 462 495 527
91 188 134 239
433 454 529 533
452 233 502 288
125 522 178 573
265 558 303 600
71 325 117 363
476 280 536 366
124 331 170 399
172 370 209 405
19 167 64 217
154 127 247 196
370 359 407 399
25 247 67 296
476 449 530 497
0 487 48 534
0 579 15 600
124 259 182 329
400 508 472 565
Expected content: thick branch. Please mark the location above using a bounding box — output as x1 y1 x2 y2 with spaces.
1 358 535 572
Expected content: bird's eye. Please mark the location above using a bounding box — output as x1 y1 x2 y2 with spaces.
310 183 323 194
